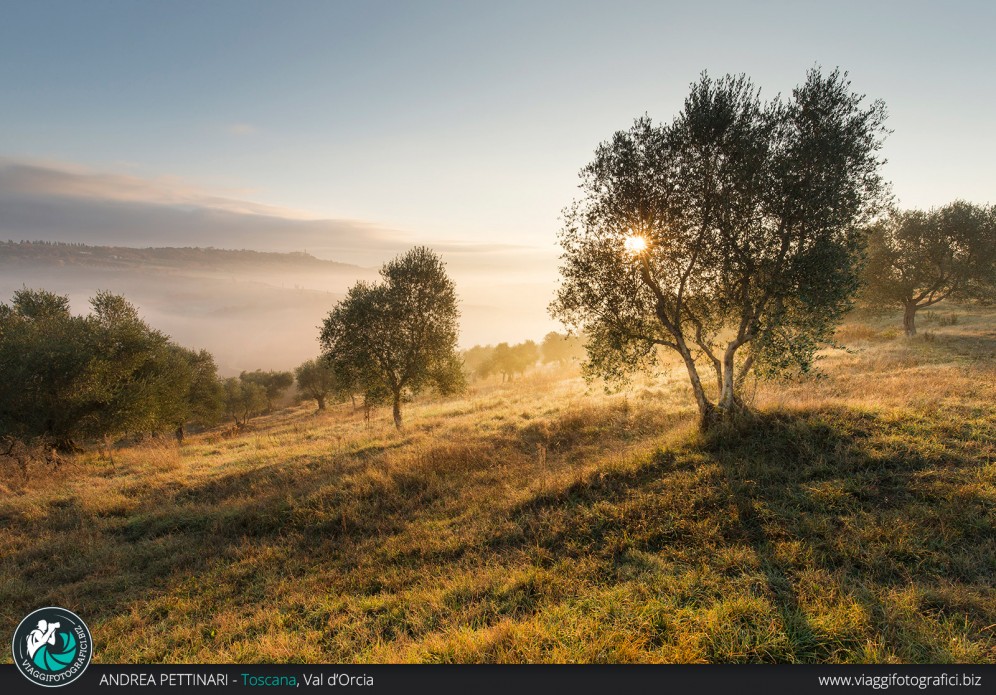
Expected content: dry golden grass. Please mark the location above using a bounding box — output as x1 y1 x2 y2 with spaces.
1 303 994 663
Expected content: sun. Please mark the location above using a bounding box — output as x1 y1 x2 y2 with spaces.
624 235 648 255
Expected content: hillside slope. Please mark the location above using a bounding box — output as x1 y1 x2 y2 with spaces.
1 306 994 663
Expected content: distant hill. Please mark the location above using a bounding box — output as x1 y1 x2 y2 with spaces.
0 240 363 272
0 241 377 374
0 241 562 372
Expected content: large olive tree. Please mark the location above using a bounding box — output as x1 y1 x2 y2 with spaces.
551 69 889 428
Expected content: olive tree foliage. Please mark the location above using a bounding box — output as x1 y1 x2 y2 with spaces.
0 289 92 453
222 378 267 427
863 202 996 336
82 292 184 444
488 341 539 382
541 331 586 366
551 69 890 428
461 345 496 381
319 247 464 429
0 289 225 458
170 347 225 440
239 369 294 412
295 358 349 411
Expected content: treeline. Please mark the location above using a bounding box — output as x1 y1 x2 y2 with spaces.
0 248 473 464
462 332 586 382
0 289 222 461
0 288 307 469
0 240 357 271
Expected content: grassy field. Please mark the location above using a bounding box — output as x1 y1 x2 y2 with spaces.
2 305 995 664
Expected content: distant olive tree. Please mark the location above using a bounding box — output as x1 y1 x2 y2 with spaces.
485 341 539 382
239 369 294 412
319 247 464 429
551 69 889 429
0 288 225 452
863 202 996 336
461 344 497 381
295 358 347 411
541 331 586 366
223 378 267 426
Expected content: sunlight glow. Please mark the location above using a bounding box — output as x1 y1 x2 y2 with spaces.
624 235 648 255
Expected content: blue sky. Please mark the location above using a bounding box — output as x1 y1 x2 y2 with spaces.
1 1 994 351
2 0 994 252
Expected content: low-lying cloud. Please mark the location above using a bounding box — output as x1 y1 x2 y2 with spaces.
0 158 562 362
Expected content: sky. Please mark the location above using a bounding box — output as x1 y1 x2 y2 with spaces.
1 0 994 349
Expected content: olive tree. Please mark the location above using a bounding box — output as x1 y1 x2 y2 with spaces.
239 369 294 412
461 344 497 381
541 331 586 366
319 247 464 429
0 288 224 451
551 69 889 428
486 341 539 382
168 347 224 441
223 378 267 426
295 358 347 411
0 289 92 451
863 202 996 336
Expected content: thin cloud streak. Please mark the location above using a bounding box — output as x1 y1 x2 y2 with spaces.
0 158 555 266
0 158 563 353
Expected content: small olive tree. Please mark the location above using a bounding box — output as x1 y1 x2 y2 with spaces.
319 247 464 429
222 378 267 426
295 358 347 411
541 331 586 366
239 369 294 412
863 201 996 336
551 69 889 429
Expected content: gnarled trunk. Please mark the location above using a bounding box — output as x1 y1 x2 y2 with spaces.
718 346 737 412
392 393 403 430
685 344 749 430
903 302 918 337
316 395 326 411
678 349 715 430
717 344 749 417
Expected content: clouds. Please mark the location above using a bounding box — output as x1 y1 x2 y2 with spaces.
0 157 563 347
0 158 556 266
0 157 408 264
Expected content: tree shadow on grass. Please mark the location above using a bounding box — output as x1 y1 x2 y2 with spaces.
2 405 993 663
501 407 995 662
707 409 993 661
0 437 436 642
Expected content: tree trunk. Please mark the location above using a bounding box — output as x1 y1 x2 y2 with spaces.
350 394 357 409
679 350 715 430
718 349 737 413
174 424 184 443
316 395 326 411
903 302 918 337
392 393 403 430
